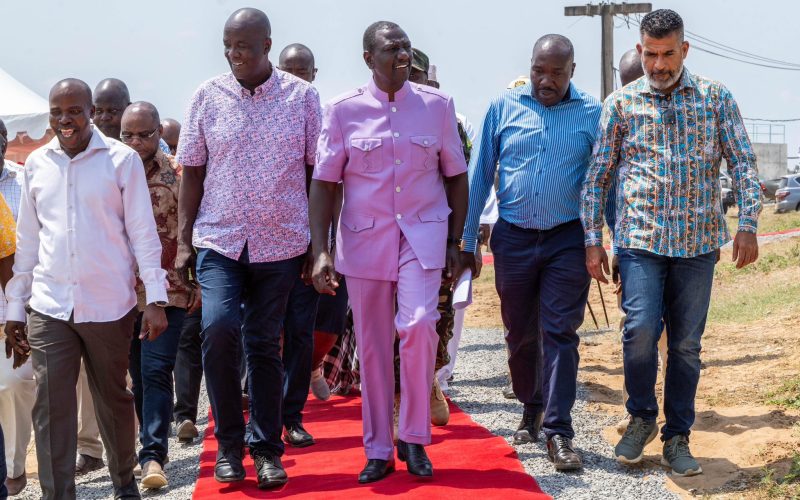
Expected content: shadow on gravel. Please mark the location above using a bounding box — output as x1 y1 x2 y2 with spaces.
458 342 507 353
448 374 508 388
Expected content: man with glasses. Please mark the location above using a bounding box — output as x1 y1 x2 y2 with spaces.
121 102 201 490
582 9 761 476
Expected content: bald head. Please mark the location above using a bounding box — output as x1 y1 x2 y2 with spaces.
532 34 574 63
121 102 162 164
93 78 131 139
123 101 160 126
161 118 181 155
50 78 93 106
618 49 644 86
278 43 317 83
530 34 576 107
225 8 271 37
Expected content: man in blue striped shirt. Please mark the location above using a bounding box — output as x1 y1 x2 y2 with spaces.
460 34 601 472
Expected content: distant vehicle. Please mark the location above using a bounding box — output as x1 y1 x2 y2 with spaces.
774 174 800 212
762 178 782 200
719 173 735 214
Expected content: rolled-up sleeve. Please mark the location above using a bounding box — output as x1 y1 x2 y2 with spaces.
175 86 208 168
581 96 624 247
439 97 468 178
717 84 761 233
5 167 38 322
313 104 346 183
121 153 169 305
305 87 322 166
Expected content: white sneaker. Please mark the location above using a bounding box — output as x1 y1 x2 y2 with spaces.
310 367 331 401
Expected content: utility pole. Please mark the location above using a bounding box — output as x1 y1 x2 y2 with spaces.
565 2 652 99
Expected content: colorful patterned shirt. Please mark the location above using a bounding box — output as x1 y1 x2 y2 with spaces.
176 69 322 263
0 195 15 259
135 151 189 310
581 69 761 257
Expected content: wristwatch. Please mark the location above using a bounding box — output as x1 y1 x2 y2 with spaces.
152 301 168 308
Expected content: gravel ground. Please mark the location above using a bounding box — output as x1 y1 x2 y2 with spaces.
447 326 679 500
16 392 210 499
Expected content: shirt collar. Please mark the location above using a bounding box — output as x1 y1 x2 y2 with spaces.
227 65 280 98
43 126 111 155
367 78 412 102
641 67 695 95
519 82 581 106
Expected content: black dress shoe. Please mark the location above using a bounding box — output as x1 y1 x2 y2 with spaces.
358 459 395 484
513 409 544 444
396 440 433 477
113 479 141 499
547 435 583 471
253 452 288 489
283 422 315 448
214 448 246 483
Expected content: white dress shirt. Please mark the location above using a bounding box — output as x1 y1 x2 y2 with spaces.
5 128 168 323
0 161 23 324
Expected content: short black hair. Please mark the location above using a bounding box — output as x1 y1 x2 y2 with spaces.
639 9 684 40
363 21 400 52
532 34 574 61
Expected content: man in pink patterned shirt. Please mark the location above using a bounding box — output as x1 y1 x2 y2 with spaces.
175 7 321 490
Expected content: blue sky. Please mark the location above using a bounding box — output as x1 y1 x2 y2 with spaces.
4 0 799 164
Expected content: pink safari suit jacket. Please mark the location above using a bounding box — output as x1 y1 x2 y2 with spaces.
313 79 467 282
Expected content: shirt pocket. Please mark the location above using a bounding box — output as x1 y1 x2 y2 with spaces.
410 135 439 171
417 207 451 223
340 211 375 233
350 138 384 173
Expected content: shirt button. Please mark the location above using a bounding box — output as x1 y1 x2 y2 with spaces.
423 140 429 145
393 132 400 138
396 213 402 220
391 106 397 112
395 159 401 165
396 186 402 192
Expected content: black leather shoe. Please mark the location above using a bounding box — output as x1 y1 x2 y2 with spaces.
513 409 544 444
396 440 433 477
253 452 288 489
547 435 583 471
283 422 315 448
358 459 396 484
214 448 246 483
113 479 141 499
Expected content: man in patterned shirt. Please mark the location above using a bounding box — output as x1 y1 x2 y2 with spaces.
175 7 321 489
582 9 761 476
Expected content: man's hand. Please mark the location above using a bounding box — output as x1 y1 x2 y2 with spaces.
186 286 202 314
312 252 339 295
301 246 314 286
586 246 610 284
175 241 197 290
478 224 491 249
140 304 168 341
455 251 478 282
474 246 484 279
732 231 758 269
442 244 461 285
4 321 30 369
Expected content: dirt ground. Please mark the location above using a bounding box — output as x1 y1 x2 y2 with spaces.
466 239 800 499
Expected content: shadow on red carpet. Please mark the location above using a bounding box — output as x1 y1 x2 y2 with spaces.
193 393 550 499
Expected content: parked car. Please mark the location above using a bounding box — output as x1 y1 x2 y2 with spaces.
774 174 800 212
762 178 782 201
719 172 735 214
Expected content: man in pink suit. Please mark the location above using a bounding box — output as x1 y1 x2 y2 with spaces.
309 21 468 484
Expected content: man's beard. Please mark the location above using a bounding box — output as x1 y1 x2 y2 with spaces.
644 62 683 91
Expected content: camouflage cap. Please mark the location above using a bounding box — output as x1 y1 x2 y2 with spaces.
411 48 430 73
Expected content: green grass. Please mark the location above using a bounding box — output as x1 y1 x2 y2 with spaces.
759 453 800 499
714 242 800 281
706 281 800 324
767 376 800 410
727 209 800 235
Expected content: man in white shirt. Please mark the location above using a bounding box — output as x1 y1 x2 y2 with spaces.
0 118 34 497
4 79 168 500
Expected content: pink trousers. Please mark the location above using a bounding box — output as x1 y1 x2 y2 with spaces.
347 236 440 460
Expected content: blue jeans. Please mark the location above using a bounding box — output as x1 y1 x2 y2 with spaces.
197 245 301 457
282 276 319 426
129 306 186 466
617 248 716 441
492 219 590 439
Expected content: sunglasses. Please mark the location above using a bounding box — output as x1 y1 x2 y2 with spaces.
120 128 159 143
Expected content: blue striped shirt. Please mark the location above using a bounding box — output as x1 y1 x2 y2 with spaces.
462 83 601 252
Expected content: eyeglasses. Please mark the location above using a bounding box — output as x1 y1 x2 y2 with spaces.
120 128 159 142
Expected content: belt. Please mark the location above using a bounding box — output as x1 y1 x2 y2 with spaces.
501 218 581 234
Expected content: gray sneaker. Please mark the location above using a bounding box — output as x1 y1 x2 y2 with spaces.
614 416 658 464
661 435 703 476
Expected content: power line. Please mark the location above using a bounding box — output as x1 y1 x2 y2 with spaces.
744 117 800 123
690 45 800 71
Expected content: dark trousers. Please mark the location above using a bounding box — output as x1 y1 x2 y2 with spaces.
1 422 7 499
197 245 301 457
492 218 589 439
617 248 715 441
129 306 186 466
27 308 139 500
173 309 203 424
282 277 319 426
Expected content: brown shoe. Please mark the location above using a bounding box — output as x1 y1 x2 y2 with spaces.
430 379 450 426
140 460 168 490
75 454 104 476
5 473 27 496
547 435 582 471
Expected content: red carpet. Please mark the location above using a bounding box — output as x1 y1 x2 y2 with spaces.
193 394 550 499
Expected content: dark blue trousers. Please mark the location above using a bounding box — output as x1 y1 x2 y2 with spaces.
1 422 7 499
282 276 319 426
197 245 301 457
492 218 589 439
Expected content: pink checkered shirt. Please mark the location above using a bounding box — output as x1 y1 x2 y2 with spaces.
177 69 321 262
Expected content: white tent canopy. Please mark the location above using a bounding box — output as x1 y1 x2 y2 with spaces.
0 67 49 140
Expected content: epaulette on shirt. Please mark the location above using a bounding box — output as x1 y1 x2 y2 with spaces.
414 84 449 101
330 88 365 106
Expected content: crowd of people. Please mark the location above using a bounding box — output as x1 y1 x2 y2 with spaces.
0 6 761 500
